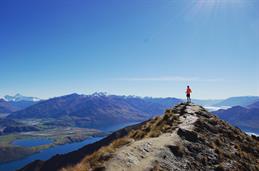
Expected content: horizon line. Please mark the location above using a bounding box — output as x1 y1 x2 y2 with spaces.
1 92 259 101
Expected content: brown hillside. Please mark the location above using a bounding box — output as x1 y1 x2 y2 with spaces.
20 103 259 171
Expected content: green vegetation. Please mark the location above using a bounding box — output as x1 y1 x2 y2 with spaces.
0 127 101 163
0 146 36 163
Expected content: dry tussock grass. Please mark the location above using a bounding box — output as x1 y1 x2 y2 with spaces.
60 137 133 171
129 112 178 140
60 110 179 171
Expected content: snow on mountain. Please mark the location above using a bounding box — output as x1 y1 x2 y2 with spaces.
4 94 41 102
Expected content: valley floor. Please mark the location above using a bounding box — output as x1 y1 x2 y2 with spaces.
0 127 101 163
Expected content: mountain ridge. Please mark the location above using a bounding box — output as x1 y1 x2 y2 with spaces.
214 96 259 107
248 101 259 109
19 103 259 171
214 105 259 134
8 94 182 128
0 97 39 114
0 99 17 113
4 93 41 102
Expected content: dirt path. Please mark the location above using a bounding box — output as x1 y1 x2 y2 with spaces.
104 107 198 171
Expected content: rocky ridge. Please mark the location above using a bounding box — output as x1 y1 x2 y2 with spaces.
20 103 259 171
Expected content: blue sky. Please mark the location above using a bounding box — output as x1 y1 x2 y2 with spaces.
0 0 258 99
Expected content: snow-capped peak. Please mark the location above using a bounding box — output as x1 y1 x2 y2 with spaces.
91 92 108 97
4 94 41 102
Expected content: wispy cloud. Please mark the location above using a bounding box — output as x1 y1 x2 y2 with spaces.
115 76 223 82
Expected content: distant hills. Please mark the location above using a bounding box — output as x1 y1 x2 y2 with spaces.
0 99 17 113
3 93 259 130
248 101 259 109
0 94 41 114
0 98 39 114
191 96 259 107
8 93 182 128
2 93 259 113
0 118 21 127
214 96 259 107
0 118 39 135
214 101 259 134
191 99 223 106
4 93 40 102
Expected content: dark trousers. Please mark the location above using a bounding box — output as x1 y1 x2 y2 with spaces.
187 94 191 103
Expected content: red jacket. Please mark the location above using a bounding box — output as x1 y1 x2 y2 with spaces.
186 88 192 94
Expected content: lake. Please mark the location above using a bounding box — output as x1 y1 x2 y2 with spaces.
0 137 103 171
0 122 138 171
12 138 53 147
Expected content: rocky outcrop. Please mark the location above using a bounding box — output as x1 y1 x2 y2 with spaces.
19 103 259 171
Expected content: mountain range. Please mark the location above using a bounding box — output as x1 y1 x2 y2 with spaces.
8 93 182 128
0 94 41 114
4 93 259 129
213 100 259 134
4 94 40 102
214 96 259 107
191 99 223 106
2 93 259 114
0 99 38 114
19 103 259 171
248 101 259 109
0 99 16 113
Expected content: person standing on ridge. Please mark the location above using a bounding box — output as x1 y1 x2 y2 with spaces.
186 86 192 103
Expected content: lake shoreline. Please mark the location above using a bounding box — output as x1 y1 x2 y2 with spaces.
0 127 101 164
0 136 104 171
0 122 137 171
